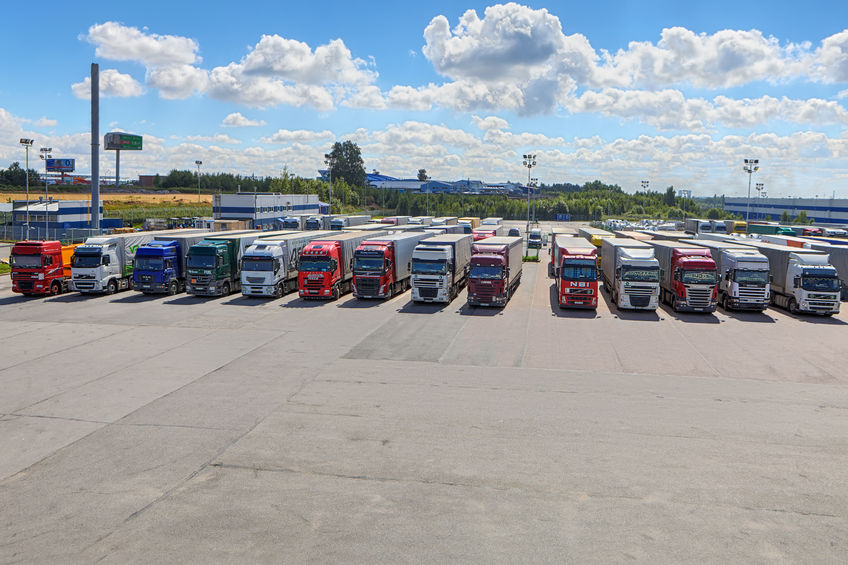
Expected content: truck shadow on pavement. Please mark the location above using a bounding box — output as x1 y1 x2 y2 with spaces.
719 308 777 323
45 293 98 303
223 295 268 306
397 300 450 314
658 303 720 324
780 310 848 325
110 293 164 304
283 298 331 308
0 295 39 305
598 285 661 322
458 302 503 317
337 296 383 308
547 285 599 319
162 295 212 305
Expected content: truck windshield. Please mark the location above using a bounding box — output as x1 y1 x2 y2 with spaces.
734 270 769 285
354 257 384 271
134 257 164 270
681 269 717 284
470 265 502 279
242 257 274 271
186 254 215 269
621 266 659 282
802 276 839 292
412 259 447 275
562 264 596 281
299 257 332 271
10 254 41 268
71 253 101 268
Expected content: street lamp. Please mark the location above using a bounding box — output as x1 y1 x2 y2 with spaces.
39 146 52 235
324 153 334 214
523 154 536 236
20 138 34 240
743 158 760 232
530 177 538 223
755 182 764 219
641 180 649 191
195 160 202 217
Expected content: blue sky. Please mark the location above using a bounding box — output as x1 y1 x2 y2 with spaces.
1 0 847 197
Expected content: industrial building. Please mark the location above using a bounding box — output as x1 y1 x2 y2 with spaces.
11 199 103 229
212 193 322 228
724 197 848 224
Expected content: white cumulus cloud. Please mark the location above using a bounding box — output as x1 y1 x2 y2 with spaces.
472 115 510 131
184 134 241 145
260 129 335 144
221 113 266 127
71 69 144 98
85 21 200 66
147 64 208 99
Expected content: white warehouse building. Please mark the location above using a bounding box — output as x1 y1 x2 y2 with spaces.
212 193 322 228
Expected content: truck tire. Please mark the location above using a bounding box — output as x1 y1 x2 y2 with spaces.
107 280 118 294
168 281 178 296
788 298 799 315
221 282 231 296
50 282 61 295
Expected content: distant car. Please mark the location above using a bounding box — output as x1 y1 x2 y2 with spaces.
527 228 542 249
508 227 520 237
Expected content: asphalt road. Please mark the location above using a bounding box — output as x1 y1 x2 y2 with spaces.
1 239 847 563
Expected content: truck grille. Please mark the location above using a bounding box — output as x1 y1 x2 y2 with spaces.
139 274 153 282
246 277 265 284
738 286 766 301
74 274 95 279
625 285 654 308
414 278 440 288
303 278 325 290
74 282 96 290
685 286 713 309
17 281 33 291
566 288 593 295
191 275 213 285
356 277 380 295
807 300 837 311
418 287 438 298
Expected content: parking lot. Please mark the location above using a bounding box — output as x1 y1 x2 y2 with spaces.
1 235 848 563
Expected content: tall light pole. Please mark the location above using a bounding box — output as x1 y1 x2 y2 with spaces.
743 158 759 232
39 146 52 236
531 177 538 222
523 153 536 236
195 160 202 217
324 153 334 214
755 182 764 220
20 138 34 240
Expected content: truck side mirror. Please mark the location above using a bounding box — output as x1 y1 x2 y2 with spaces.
661 269 666 281
555 267 560 277
103 256 110 266
725 269 731 280
793 276 801 288
769 275 773 283
615 267 621 278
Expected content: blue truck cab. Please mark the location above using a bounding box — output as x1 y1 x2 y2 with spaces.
133 241 182 294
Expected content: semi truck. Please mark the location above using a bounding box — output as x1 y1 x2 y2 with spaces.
472 224 506 241
330 215 370 230
735 241 840 315
431 216 458 226
761 234 811 248
481 217 503 226
803 240 848 300
240 231 334 298
746 223 795 236
408 216 434 225
380 216 410 226
457 217 481 233
133 231 220 294
185 231 291 296
644 230 692 241
684 219 728 235
70 230 185 294
410 233 473 303
352 231 431 299
10 240 78 296
600 238 660 310
724 220 747 234
297 230 387 300
690 240 771 311
423 225 464 235
648 240 718 312
549 237 599 309
467 236 522 307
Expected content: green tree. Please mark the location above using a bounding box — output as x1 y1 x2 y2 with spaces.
706 208 721 219
793 210 811 224
780 211 791 223
326 141 366 187
663 186 676 206
417 169 428 182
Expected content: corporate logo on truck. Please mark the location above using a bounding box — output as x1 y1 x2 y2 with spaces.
569 281 591 287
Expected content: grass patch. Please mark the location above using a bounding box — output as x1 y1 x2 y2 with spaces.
0 263 10 274
522 255 540 262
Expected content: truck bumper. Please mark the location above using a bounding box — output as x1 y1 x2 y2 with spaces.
134 281 169 293
559 296 597 309
299 287 334 299
243 284 277 297
71 279 105 293
727 298 768 311
186 282 223 296
12 281 50 294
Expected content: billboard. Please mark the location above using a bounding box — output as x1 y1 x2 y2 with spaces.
45 158 75 172
104 132 143 151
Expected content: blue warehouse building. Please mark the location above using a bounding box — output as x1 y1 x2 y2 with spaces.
12 198 104 230
725 197 848 225
213 193 321 228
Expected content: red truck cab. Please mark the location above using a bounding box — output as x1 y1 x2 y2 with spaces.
554 245 599 308
668 249 718 312
471 228 497 241
352 241 396 298
298 241 342 299
10 240 77 296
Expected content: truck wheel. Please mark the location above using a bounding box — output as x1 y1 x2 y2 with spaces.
168 281 178 296
788 298 799 315
50 282 61 295
107 280 118 294
274 283 283 298
672 296 679 312
332 284 340 300
221 282 231 296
